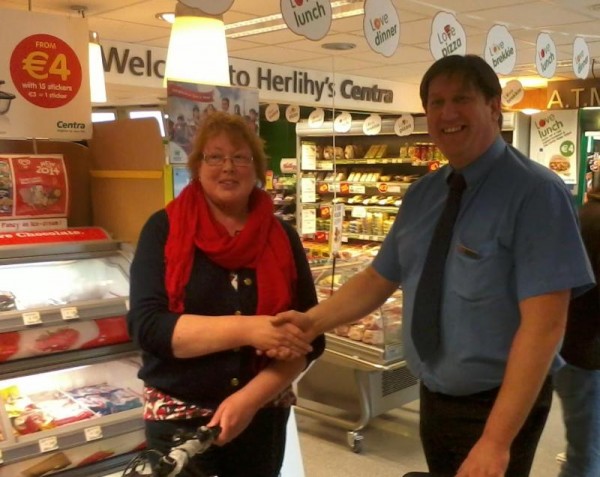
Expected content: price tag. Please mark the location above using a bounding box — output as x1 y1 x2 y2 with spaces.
349 184 366 194
301 209 317 235
39 436 59 453
351 206 367 218
60 307 79 320
329 183 341 193
387 185 402 194
366 159 377 164
22 311 42 326
301 177 316 203
84 425 103 442
316 161 334 171
125 299 130 311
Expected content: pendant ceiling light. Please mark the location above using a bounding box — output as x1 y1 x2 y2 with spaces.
89 31 107 103
164 3 231 86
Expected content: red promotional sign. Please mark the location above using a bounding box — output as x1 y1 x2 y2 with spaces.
11 155 68 217
0 227 110 246
10 33 82 109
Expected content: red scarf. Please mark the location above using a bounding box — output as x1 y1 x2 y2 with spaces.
164 181 297 316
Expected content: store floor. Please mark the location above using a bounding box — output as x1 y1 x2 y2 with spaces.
296 393 566 477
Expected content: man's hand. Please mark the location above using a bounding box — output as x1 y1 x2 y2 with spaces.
256 310 316 360
248 315 312 359
455 436 510 477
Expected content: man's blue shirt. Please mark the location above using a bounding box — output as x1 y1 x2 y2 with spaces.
373 136 594 395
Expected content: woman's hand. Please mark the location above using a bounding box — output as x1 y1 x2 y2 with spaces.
248 315 312 358
207 391 259 445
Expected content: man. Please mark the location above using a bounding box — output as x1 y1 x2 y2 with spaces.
272 55 594 477
554 182 600 477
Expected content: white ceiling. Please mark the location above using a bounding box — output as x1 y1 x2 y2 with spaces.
2 0 600 107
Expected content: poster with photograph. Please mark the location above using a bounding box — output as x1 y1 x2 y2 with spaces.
166 81 259 164
530 110 578 186
0 154 68 219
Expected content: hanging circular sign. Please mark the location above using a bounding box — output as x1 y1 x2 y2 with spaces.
177 0 234 15
573 37 591 80
363 114 382 136
429 12 466 60
394 114 414 136
285 104 300 123
308 108 325 128
484 25 516 75
265 103 280 122
280 0 332 41
363 0 400 58
535 32 557 79
334 112 352 133
501 80 524 107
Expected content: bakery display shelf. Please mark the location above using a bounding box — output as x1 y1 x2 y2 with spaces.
0 411 144 466
0 299 128 335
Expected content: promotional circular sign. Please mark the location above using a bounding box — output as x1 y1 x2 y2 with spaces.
536 32 557 79
280 0 332 41
334 112 352 133
573 37 590 80
501 79 524 107
429 12 466 60
265 103 280 122
484 25 517 75
10 33 82 109
363 0 400 58
285 104 300 123
394 114 414 136
178 0 234 15
363 114 382 136
308 108 325 128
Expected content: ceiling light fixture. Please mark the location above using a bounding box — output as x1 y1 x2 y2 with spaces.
71 6 107 103
322 42 356 51
89 31 107 103
164 3 230 86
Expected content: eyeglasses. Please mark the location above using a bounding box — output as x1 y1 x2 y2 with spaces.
202 153 254 167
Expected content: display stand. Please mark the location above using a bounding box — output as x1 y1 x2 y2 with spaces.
295 341 418 453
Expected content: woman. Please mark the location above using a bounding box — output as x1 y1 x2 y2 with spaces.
128 112 324 477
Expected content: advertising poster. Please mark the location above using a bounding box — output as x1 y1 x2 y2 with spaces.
0 9 91 140
0 154 69 219
530 110 579 185
166 81 259 164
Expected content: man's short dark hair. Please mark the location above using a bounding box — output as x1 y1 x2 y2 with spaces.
420 55 503 127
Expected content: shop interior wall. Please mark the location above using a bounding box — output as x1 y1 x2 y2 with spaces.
0 139 92 227
88 117 165 244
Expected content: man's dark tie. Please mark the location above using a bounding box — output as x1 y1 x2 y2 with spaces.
411 172 467 362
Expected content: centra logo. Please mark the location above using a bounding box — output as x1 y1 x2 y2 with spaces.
56 120 86 130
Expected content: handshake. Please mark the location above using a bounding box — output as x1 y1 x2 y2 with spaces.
255 310 319 361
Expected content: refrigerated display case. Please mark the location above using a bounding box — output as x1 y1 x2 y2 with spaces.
295 255 419 453
0 227 144 477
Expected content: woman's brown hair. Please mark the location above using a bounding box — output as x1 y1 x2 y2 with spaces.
187 111 267 183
